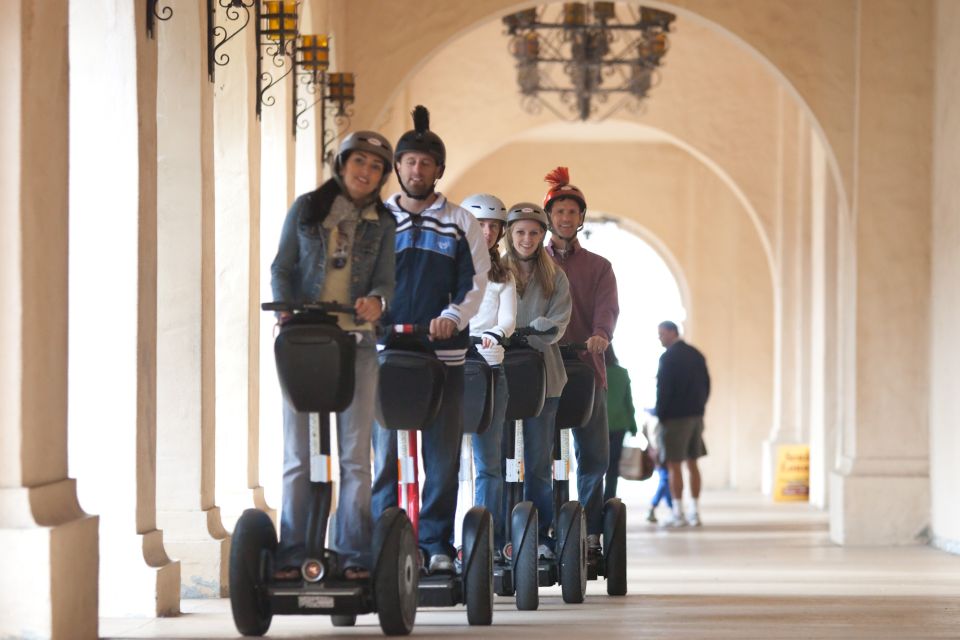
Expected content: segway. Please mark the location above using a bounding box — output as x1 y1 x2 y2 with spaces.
496 328 547 610
377 324 494 626
228 301 419 637
502 327 588 607
557 344 628 597
455 339 497 551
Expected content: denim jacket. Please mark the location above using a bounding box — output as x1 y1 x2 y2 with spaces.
270 179 395 311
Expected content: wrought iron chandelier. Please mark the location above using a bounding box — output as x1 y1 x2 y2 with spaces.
503 3 676 121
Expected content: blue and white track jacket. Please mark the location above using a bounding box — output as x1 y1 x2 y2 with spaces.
383 193 490 365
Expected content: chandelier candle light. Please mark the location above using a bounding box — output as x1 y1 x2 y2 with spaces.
503 2 676 121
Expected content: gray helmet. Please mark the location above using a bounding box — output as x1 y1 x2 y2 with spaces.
335 131 393 186
462 193 507 223
506 202 549 230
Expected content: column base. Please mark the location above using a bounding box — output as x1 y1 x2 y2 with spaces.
830 467 930 545
0 511 99 639
99 529 181 617
158 507 230 598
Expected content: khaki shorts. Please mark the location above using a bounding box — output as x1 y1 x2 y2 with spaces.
657 416 707 463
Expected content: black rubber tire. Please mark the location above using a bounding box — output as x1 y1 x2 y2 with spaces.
603 498 628 596
373 508 418 636
463 506 494 626
557 502 587 604
511 501 539 611
229 509 277 636
331 614 357 627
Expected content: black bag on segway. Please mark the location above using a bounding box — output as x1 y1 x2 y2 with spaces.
463 353 494 435
556 356 595 430
377 344 446 430
502 347 546 420
273 314 356 413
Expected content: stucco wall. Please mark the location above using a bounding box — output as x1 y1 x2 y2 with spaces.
448 142 774 490
930 0 960 553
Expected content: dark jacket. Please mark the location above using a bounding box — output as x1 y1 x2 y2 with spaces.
655 340 710 420
270 179 395 308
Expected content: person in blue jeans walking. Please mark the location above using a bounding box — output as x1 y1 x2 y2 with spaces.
462 193 517 559
503 202 572 559
370 106 490 574
644 421 674 523
270 131 396 581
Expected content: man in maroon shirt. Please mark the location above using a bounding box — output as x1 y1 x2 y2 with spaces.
542 167 620 559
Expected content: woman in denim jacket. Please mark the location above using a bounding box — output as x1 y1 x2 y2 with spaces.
502 202 572 558
270 131 396 581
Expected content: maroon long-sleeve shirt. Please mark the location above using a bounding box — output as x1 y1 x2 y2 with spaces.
547 239 619 388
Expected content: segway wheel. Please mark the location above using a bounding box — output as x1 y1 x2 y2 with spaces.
603 498 628 596
373 508 418 636
462 506 494 626
331 614 357 627
511 501 539 611
229 509 277 636
557 502 587 604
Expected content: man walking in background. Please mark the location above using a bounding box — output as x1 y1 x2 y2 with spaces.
656 320 710 527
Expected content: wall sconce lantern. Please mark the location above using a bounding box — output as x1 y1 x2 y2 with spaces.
256 1 299 119
147 0 173 39
293 35 356 161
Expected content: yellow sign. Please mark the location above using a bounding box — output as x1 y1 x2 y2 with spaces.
773 444 809 502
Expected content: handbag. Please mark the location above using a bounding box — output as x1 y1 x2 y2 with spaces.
619 444 655 481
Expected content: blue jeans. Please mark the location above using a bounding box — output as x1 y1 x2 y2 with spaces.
470 366 508 549
651 465 673 508
277 341 377 570
517 397 559 545
604 429 625 502
572 385 609 535
372 365 464 558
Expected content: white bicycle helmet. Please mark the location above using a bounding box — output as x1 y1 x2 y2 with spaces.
462 193 508 223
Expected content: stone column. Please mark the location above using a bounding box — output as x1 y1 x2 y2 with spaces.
830 0 933 545
156 0 230 597
0 1 99 637
762 91 812 494
807 132 843 509
67 0 179 616
259 39 298 511
213 1 272 527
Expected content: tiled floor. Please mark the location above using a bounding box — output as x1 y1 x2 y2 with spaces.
100 489 960 638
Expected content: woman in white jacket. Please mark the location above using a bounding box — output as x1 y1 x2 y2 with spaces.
463 193 517 557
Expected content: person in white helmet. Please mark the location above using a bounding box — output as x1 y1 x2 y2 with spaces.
462 193 517 558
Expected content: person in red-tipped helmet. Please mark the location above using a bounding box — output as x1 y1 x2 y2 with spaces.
542 166 620 563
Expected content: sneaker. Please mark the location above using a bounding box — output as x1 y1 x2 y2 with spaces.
663 513 689 528
688 512 702 527
428 553 454 574
646 508 658 523
537 544 556 561
586 533 602 553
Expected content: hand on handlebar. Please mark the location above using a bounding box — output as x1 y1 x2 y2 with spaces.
354 296 383 323
429 316 458 341
586 334 609 354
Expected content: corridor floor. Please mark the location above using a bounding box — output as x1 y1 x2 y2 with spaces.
101 489 960 639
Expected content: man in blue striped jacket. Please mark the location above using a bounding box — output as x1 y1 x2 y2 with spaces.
371 106 490 573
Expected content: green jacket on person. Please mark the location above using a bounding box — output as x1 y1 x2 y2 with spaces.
606 362 637 435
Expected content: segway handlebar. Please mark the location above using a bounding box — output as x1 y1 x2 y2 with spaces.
387 323 432 336
262 300 357 315
505 326 558 347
